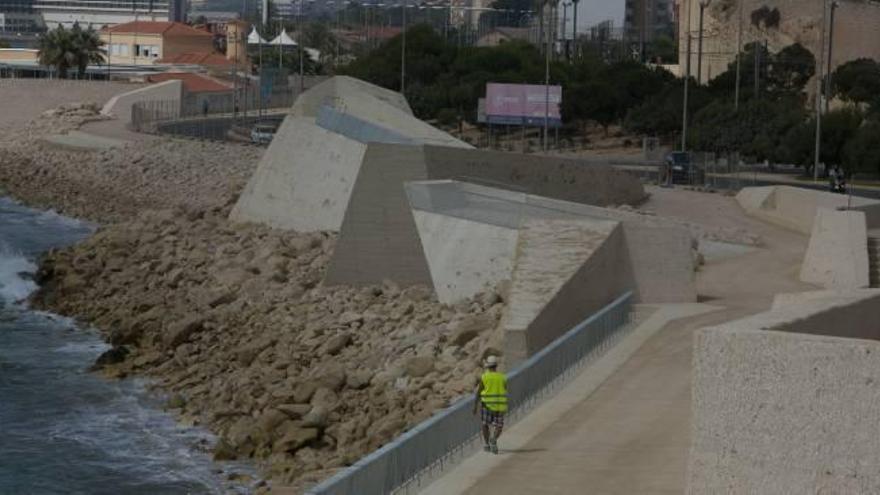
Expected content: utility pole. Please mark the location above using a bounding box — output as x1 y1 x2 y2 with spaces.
825 0 838 113
682 33 691 151
401 0 406 93
814 0 828 182
734 0 742 109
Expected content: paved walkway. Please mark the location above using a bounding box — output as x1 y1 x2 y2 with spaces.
421 188 815 495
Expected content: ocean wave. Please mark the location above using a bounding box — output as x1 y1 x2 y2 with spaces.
0 241 37 304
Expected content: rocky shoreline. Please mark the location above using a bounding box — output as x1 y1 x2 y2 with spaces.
2 106 504 492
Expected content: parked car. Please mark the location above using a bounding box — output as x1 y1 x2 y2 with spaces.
664 151 704 185
250 122 278 145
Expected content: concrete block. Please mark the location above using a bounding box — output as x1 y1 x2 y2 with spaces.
230 118 367 232
689 290 880 495
502 219 626 365
737 185 880 234
410 209 518 304
800 207 870 289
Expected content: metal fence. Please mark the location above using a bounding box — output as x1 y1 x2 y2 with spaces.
131 88 296 135
306 291 634 495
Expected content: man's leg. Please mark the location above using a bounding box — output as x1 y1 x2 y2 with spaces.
481 423 491 451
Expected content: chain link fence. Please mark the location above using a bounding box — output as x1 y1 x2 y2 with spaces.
306 291 634 495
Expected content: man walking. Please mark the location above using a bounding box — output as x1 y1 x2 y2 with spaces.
473 355 508 454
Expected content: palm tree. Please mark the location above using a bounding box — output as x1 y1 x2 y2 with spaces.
38 24 105 79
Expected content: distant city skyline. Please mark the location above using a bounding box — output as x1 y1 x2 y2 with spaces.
574 0 624 30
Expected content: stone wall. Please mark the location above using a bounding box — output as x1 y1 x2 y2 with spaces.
679 0 880 84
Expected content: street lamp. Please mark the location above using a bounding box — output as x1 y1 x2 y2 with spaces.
561 1 570 60
571 0 579 59
697 0 711 85
814 0 829 181
401 0 406 94
825 0 839 113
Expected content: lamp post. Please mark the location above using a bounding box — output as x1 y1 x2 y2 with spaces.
825 0 839 113
571 0 578 59
697 0 711 85
561 1 569 60
401 0 406 93
543 0 550 151
814 0 829 182
734 0 742 109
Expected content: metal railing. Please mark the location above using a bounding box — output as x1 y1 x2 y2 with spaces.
306 291 634 495
131 89 296 134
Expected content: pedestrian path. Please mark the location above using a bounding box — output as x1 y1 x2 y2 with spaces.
419 303 722 495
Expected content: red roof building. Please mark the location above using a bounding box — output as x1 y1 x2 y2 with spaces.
100 22 216 66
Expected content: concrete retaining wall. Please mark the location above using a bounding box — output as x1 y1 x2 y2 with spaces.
325 144 648 287
411 209 518 304
689 290 880 494
737 185 880 234
503 220 630 364
422 145 647 207
229 118 367 231
101 80 183 124
800 208 870 289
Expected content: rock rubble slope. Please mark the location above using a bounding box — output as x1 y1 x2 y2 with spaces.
0 100 505 492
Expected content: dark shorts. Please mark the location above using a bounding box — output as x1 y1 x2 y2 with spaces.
481 406 505 428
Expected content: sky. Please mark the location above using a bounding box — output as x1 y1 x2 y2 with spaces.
573 0 625 31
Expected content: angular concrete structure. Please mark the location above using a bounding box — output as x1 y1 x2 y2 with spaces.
800 208 870 289
689 290 880 494
354 180 696 364
230 76 470 231
737 186 875 290
230 118 368 232
324 146 648 287
737 185 880 234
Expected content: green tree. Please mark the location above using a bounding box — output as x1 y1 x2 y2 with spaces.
832 58 880 105
844 119 880 174
766 43 815 96
37 24 104 79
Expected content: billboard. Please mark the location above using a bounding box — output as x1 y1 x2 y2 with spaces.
485 83 562 127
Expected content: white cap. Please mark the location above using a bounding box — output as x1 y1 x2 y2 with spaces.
485 355 498 368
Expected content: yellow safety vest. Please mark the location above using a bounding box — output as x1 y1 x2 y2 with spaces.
480 371 508 413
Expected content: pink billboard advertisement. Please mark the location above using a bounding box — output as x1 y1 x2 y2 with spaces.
485 82 562 126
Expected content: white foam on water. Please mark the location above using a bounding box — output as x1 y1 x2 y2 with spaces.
0 242 37 304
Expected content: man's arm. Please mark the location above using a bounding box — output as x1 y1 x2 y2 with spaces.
473 378 483 415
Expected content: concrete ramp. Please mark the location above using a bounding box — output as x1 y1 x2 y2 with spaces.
101 80 183 125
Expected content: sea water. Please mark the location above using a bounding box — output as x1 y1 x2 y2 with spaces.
0 197 252 494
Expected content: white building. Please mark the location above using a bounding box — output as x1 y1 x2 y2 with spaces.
34 0 186 29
